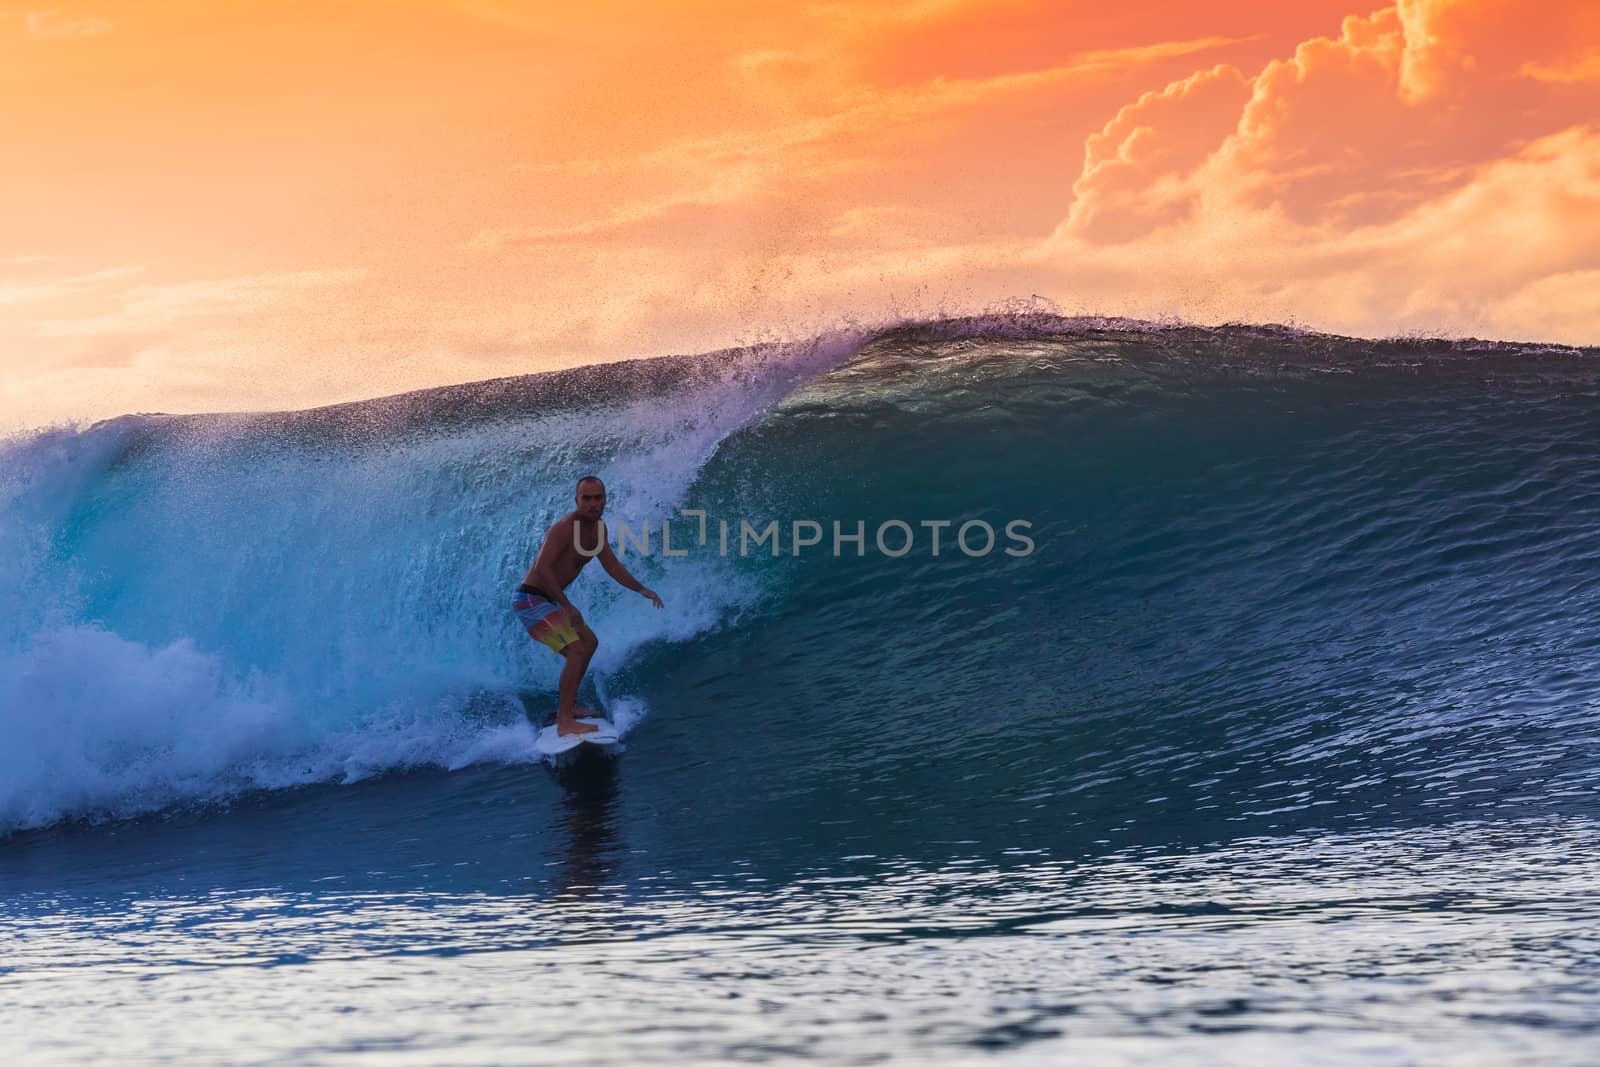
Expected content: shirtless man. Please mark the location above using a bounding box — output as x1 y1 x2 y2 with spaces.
513 475 664 735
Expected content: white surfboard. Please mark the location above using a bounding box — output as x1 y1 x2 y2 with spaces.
534 716 621 756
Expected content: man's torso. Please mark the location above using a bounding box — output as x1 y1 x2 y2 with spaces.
522 514 600 592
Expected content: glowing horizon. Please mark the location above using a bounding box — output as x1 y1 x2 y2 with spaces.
3 0 1597 430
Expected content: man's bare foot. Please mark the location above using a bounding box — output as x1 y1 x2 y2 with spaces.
557 714 599 737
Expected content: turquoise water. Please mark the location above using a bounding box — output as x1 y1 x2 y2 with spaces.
3 317 1598 1063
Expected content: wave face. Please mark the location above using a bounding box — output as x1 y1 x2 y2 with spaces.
2 317 1598 838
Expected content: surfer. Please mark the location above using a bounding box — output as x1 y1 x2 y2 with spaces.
514 475 664 735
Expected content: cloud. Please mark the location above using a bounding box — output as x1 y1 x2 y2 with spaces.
806 0 993 29
628 2 1600 346
0 266 142 306
825 204 960 247
1395 0 1600 99
1062 0 1600 241
1030 123 1600 344
1522 50 1600 84
484 33 1253 251
23 9 112 38
446 3 542 32
465 1 1599 373
1365 126 1600 303
726 48 821 78
1489 268 1600 342
540 34 1250 182
466 197 752 250
35 269 367 337
1067 63 1253 241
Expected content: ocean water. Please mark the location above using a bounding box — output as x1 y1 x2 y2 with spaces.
3 316 1598 1064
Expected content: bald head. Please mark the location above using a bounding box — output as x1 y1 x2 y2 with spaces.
574 475 606 520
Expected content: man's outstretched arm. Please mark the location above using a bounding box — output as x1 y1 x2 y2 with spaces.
599 530 663 608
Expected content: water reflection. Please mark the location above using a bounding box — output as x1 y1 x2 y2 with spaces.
5 817 1597 1064
549 751 622 901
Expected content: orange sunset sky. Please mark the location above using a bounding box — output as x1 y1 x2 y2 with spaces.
3 0 1598 431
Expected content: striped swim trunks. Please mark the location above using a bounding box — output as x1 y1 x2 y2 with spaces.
511 584 582 654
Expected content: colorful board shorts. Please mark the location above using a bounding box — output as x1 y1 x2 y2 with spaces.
512 588 582 654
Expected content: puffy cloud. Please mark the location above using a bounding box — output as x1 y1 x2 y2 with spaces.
1031 123 1600 344
1065 0 1600 239
1067 64 1252 241
1396 0 1600 99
